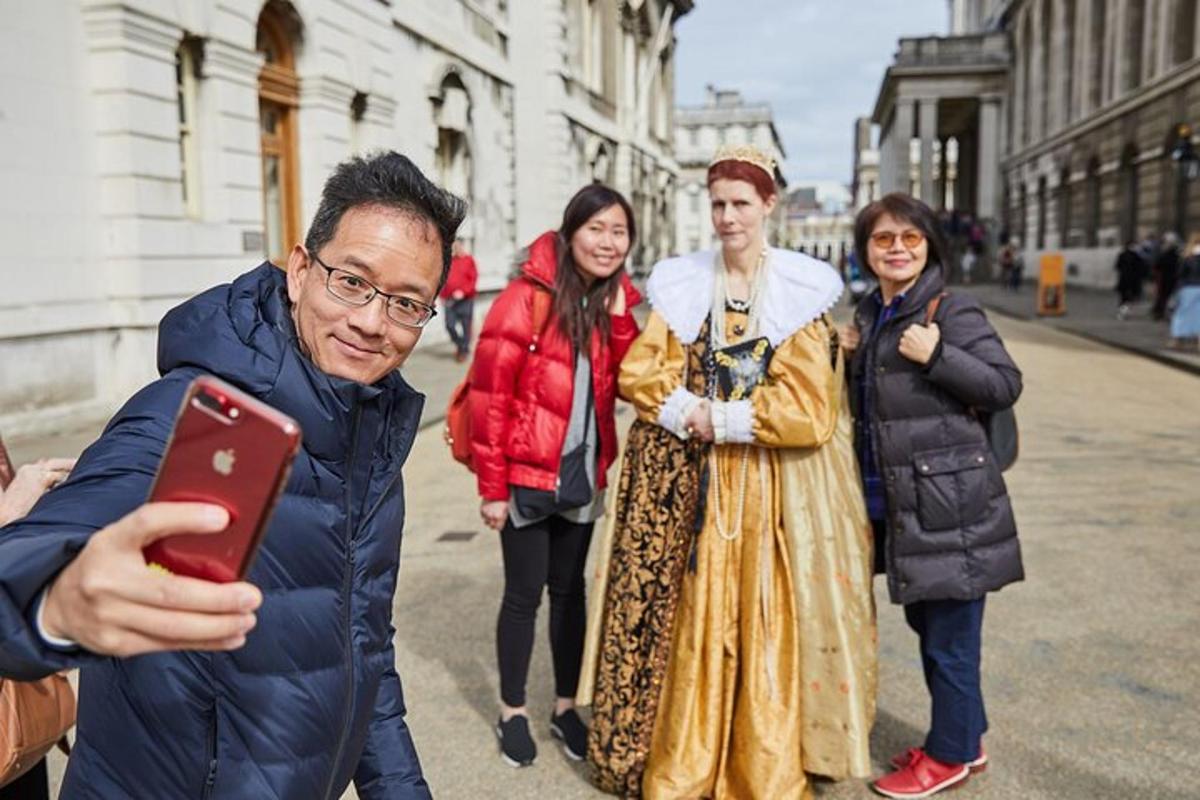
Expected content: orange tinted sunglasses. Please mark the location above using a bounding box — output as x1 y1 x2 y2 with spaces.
870 230 925 249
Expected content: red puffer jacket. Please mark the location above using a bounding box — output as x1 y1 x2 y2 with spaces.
469 231 642 502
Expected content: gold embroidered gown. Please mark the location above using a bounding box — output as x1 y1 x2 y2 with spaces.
589 303 876 799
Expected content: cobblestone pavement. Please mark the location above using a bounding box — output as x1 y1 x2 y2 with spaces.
965 278 1200 376
22 311 1200 799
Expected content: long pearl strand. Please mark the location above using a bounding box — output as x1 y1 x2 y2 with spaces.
707 241 769 541
710 446 750 541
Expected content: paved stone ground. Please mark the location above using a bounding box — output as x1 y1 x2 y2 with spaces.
965 278 1200 375
20 310 1200 799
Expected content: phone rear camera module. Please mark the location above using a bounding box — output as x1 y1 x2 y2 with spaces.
196 391 223 413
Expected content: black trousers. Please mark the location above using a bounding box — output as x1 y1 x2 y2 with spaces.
0 759 49 800
496 515 593 707
443 298 474 356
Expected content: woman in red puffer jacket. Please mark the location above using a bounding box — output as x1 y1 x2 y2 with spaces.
468 184 641 768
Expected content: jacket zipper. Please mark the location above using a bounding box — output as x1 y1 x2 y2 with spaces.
202 700 218 799
323 403 363 800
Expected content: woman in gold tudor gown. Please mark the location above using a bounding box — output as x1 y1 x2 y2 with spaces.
584 145 877 799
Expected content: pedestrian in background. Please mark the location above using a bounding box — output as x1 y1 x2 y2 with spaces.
1152 232 1182 322
1115 240 1147 319
961 245 977 285
1169 233 1200 350
1006 241 1025 291
441 238 479 362
468 185 640 768
589 144 876 799
842 192 1024 800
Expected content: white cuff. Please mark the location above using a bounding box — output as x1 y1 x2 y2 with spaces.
712 400 754 444
658 387 704 440
35 588 78 650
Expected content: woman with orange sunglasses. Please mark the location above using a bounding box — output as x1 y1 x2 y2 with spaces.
841 193 1024 799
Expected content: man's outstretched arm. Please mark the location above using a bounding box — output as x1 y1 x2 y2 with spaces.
0 379 262 679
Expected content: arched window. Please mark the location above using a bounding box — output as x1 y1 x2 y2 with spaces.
1036 175 1048 249
1018 182 1028 246
1174 0 1198 66
1086 156 1101 246
582 0 605 93
176 36 203 218
1119 145 1139 243
257 2 302 266
434 73 472 210
1058 164 1073 247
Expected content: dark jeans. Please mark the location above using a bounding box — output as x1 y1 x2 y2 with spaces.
0 759 50 800
443 298 474 356
496 515 593 707
904 597 988 765
871 518 887 575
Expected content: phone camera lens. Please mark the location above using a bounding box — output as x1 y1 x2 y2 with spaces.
196 392 222 412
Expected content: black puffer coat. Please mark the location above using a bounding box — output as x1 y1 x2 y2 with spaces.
849 263 1024 604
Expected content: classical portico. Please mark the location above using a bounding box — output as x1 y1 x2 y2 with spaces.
872 34 1010 221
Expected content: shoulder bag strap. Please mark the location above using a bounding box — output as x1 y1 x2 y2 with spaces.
923 292 949 326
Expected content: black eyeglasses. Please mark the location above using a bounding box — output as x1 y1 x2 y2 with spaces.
309 252 438 329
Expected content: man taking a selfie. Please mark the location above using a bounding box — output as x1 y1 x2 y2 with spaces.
0 152 464 799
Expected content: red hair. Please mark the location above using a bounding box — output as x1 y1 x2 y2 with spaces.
707 160 776 202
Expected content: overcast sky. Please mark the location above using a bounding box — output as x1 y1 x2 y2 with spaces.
674 1 947 190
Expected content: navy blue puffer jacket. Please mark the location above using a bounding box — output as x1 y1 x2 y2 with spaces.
0 264 431 799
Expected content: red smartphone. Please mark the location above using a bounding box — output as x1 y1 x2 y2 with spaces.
142 375 301 583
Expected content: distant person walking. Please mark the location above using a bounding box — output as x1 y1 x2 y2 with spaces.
1004 242 1025 291
1169 234 1200 350
1114 240 1146 320
441 238 479 361
1151 233 1182 321
961 247 978 285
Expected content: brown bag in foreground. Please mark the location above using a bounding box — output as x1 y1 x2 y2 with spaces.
0 433 77 787
0 675 75 786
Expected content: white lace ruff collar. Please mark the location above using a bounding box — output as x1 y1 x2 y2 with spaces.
645 248 844 346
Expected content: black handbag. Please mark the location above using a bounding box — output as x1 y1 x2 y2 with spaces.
511 375 595 519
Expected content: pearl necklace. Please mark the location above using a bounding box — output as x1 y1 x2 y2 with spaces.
707 242 769 541
710 446 750 541
711 245 769 351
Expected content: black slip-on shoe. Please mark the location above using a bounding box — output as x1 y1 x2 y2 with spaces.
495 715 537 767
549 708 588 762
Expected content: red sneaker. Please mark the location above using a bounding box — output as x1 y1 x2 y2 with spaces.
872 749 970 798
890 743 987 773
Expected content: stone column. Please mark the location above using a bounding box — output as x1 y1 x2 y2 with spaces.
885 98 915 193
919 99 938 205
977 97 1002 220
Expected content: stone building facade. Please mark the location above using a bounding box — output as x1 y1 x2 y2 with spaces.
865 0 1200 287
673 87 787 255
1004 0 1200 285
0 0 691 436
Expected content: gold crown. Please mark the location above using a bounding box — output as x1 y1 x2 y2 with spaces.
709 144 777 179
